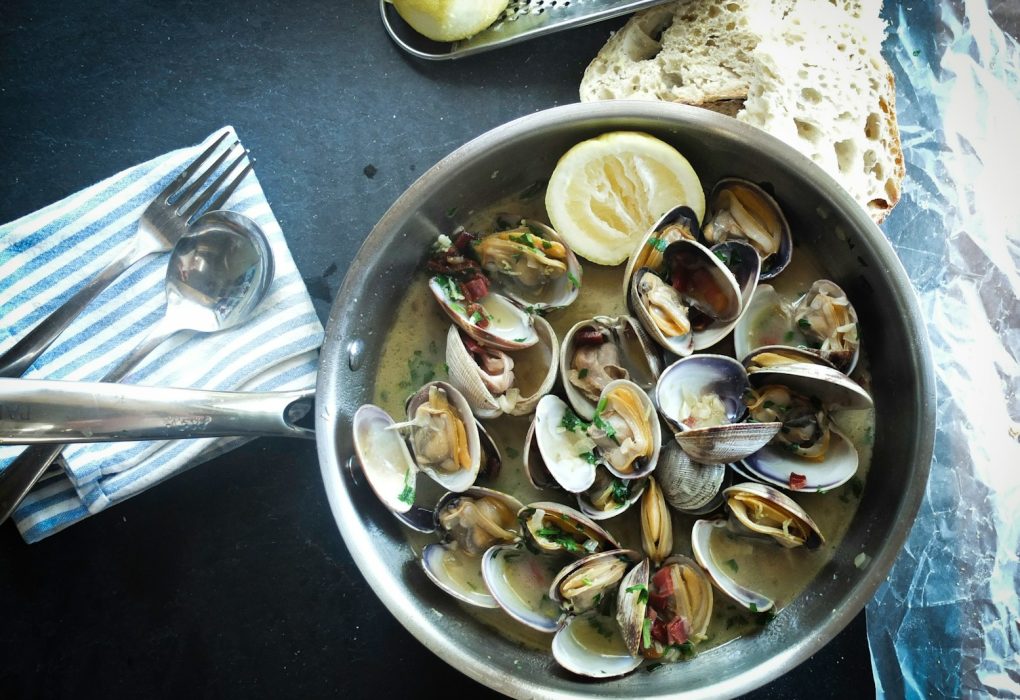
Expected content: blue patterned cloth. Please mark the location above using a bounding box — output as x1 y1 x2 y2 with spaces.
0 127 324 543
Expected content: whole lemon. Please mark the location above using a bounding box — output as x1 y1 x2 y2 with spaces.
392 0 509 42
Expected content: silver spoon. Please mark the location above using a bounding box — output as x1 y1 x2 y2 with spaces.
0 209 274 524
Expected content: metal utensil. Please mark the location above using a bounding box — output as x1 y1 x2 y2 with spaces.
0 130 253 378
0 210 274 523
0 380 313 444
380 0 672 60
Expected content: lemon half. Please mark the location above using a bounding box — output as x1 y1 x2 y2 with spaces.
392 0 509 42
545 131 706 266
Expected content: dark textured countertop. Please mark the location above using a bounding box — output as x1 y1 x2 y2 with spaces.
0 2 873 697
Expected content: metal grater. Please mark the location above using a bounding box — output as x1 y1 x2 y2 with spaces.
380 0 673 60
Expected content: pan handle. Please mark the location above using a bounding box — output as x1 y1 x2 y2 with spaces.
0 379 315 445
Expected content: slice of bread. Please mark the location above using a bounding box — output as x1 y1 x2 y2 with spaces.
579 0 903 223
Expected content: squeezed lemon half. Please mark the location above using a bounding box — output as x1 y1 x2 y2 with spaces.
545 131 706 266
391 0 509 42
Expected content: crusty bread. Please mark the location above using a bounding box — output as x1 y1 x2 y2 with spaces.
579 0 904 223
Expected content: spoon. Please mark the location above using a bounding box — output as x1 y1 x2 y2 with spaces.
0 210 274 524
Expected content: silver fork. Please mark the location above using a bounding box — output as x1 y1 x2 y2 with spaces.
0 130 254 378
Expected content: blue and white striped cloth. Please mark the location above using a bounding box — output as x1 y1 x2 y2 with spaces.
0 127 324 543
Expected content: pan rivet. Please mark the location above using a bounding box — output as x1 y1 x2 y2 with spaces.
347 339 365 371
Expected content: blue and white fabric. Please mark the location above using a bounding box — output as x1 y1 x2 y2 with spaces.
0 127 324 543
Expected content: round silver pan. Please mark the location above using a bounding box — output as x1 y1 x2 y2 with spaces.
315 101 936 699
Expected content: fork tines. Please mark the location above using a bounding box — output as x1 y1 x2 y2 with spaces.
166 131 253 221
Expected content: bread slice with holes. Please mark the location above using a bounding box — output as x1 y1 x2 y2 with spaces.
579 0 903 223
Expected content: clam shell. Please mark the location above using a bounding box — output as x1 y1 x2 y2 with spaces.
747 361 873 411
640 477 673 565
351 404 418 515
723 481 824 549
655 442 726 514
692 239 761 351
522 417 560 490
741 345 838 371
433 486 524 547
629 267 694 357
552 612 643 679
591 378 662 481
793 279 860 374
520 501 621 555
732 284 798 363
481 544 564 632
445 316 559 419
429 276 538 351
482 220 583 312
549 548 640 614
622 204 703 297
404 381 481 493
701 177 793 280
673 422 783 465
533 394 598 493
654 555 714 644
691 519 774 612
421 543 498 608
560 315 662 421
739 425 859 492
576 471 647 521
615 558 650 657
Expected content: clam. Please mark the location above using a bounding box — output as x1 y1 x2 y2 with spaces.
734 281 861 374
560 315 662 420
429 275 538 351
691 240 761 351
691 519 774 613
640 477 673 565
617 555 713 658
628 238 742 357
519 501 621 556
445 314 558 419
396 381 481 492
739 363 872 491
550 549 641 615
532 380 661 494
551 611 643 679
420 487 524 608
577 469 647 521
724 482 824 549
475 221 582 312
621 205 702 298
701 178 793 279
481 544 565 632
654 355 781 464
654 442 727 515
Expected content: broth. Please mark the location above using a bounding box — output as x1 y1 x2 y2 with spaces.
369 198 874 661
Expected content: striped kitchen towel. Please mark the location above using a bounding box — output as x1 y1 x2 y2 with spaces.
0 127 324 543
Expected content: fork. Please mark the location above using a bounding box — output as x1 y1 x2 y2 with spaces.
0 130 254 378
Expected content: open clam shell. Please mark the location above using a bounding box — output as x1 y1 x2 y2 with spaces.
701 178 793 280
621 555 714 658
421 543 499 608
589 379 662 481
577 470 647 521
655 355 781 464
351 404 420 515
740 425 859 492
533 394 599 493
792 280 861 374
692 239 761 351
481 544 565 632
445 315 559 419
741 345 839 371
549 548 640 615
552 611 643 679
561 314 662 421
475 221 582 312
429 276 538 352
520 501 621 556
401 381 481 493
522 418 560 491
747 361 873 411
691 519 774 612
723 482 824 549
628 239 742 358
640 477 673 566
616 558 650 657
621 204 703 298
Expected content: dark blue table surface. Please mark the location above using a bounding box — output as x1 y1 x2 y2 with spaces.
0 2 873 697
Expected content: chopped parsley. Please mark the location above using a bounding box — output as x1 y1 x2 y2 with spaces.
714 249 731 266
578 368 589 379
850 476 864 498
397 469 415 505
749 603 758 613
513 337 527 343
580 451 599 465
645 663 665 673
505 447 520 459
541 239 553 249
469 309 485 325
625 583 649 604
797 318 812 330
725 558 739 574
582 577 594 586
587 616 614 640
428 339 438 355
398 355 436 389
642 617 653 649
559 407 588 433
648 236 668 252
535 525 584 554
567 271 581 290
592 412 618 444
610 479 630 505
784 330 796 342
669 642 695 659
509 232 537 249
434 274 464 301
445 206 458 218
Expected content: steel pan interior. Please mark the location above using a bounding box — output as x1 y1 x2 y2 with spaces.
315 101 935 699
